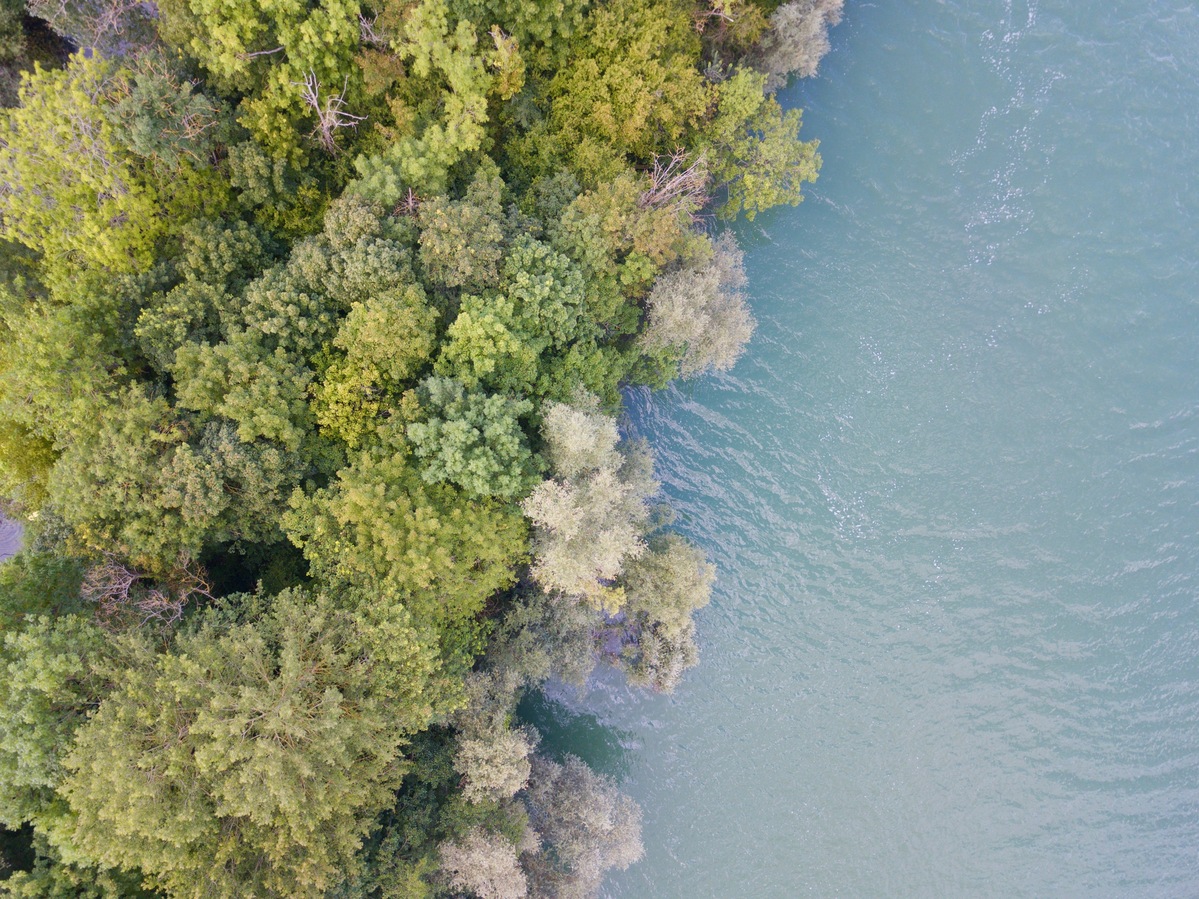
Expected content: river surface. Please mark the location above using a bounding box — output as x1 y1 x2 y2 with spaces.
534 0 1199 895
0 515 20 562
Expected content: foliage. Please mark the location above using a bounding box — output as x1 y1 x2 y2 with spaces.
754 0 844 83
703 68 821 220
0 553 83 628
545 0 707 183
485 589 598 688
435 233 601 399
418 162 507 291
154 0 363 158
0 832 155 899
406 377 537 499
48 386 299 566
0 0 838 891
639 232 755 377
522 755 642 898
283 438 527 630
439 826 528 899
454 729 535 803
27 0 158 56
522 400 657 610
615 534 715 691
62 589 454 898
0 615 122 830
0 56 221 282
352 0 512 202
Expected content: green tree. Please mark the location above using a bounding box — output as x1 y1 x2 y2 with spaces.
418 163 507 291
546 0 707 183
155 0 363 158
0 615 127 831
0 56 222 282
406 377 537 500
352 0 510 201
48 387 299 566
702 68 821 220
283 438 526 630
62 589 455 898
0 832 155 899
173 331 314 451
135 219 278 371
448 0 588 71
311 282 437 447
614 534 714 691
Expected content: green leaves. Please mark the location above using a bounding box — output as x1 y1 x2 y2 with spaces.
284 442 526 629
407 376 537 499
61 589 454 898
0 57 222 284
703 69 821 220
0 0 834 889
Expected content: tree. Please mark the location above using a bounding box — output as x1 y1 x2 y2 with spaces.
454 729 536 803
0 615 127 831
154 0 363 158
0 56 220 282
418 163 507 291
27 0 158 56
311 282 437 447
0 831 155 899
439 826 528 899
614 534 715 691
638 232 755 377
478 588 596 697
48 388 300 568
406 377 538 500
172 332 314 451
134 219 278 371
753 0 844 84
283 438 527 630
522 755 642 899
701 68 821 220
437 233 597 397
352 0 508 201
448 0 588 72
62 589 455 898
546 0 708 183
522 400 657 610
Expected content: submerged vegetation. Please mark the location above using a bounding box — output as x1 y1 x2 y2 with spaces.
0 0 840 894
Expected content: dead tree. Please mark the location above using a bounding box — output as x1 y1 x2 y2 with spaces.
639 149 711 213
359 13 389 47
294 72 367 154
82 553 213 628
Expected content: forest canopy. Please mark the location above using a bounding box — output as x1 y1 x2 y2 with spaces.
0 0 841 894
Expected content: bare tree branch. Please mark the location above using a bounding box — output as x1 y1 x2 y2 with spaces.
82 553 213 629
293 72 367 154
639 149 710 212
359 13 388 47
239 45 285 60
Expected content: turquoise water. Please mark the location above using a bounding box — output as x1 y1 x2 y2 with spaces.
553 1 1199 895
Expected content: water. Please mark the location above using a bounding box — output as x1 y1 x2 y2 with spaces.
0 515 20 562
547 1 1199 895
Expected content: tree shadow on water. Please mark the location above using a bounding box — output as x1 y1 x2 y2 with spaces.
517 690 636 780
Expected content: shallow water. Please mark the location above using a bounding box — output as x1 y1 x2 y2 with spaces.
543 1 1199 895
0 515 21 562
